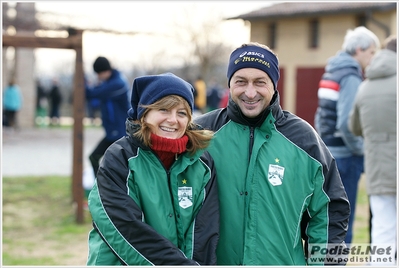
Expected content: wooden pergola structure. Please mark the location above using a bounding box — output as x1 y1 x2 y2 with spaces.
2 29 86 224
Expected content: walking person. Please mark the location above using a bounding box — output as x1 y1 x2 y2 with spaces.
3 78 23 130
48 77 62 126
194 42 350 265
35 79 47 118
87 72 219 265
314 26 380 245
85 56 130 176
348 35 397 264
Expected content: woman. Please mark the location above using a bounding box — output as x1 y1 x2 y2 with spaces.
87 73 219 265
3 78 23 129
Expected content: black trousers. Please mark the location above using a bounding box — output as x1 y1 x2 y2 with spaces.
89 137 115 176
4 110 17 128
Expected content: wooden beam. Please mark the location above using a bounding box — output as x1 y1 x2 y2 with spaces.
2 34 82 49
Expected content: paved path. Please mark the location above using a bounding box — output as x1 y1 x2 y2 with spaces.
2 126 104 177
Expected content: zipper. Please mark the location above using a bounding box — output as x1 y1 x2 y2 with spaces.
166 170 175 208
242 126 255 264
249 127 255 162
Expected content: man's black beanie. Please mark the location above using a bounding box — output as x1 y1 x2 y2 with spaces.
93 56 111 73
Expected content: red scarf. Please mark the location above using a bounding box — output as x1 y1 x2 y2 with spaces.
150 133 189 169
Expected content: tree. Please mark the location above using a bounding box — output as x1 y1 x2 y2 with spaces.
169 4 234 83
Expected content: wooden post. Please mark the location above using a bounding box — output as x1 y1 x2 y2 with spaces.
2 29 86 224
71 29 85 224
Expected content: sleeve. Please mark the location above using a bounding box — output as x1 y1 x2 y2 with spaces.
319 147 350 246
301 130 350 265
304 167 330 265
88 140 199 266
336 75 364 154
348 91 363 137
85 72 126 100
192 151 220 265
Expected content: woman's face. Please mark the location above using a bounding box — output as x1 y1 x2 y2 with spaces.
144 103 189 139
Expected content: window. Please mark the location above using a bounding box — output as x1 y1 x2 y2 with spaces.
309 19 319 48
268 22 276 49
357 15 367 27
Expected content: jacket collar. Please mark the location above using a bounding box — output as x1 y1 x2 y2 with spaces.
227 90 283 127
125 118 204 162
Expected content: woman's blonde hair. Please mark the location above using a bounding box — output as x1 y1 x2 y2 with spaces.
133 95 214 153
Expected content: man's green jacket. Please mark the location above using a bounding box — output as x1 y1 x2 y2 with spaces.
195 91 350 265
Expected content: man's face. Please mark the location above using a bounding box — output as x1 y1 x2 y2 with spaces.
230 68 275 118
97 70 112 81
355 43 377 70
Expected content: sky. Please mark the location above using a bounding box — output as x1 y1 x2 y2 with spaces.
31 1 276 75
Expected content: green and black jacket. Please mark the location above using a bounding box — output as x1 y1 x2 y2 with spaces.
194 91 350 265
87 121 219 266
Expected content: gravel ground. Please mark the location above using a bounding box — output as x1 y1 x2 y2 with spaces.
2 126 104 177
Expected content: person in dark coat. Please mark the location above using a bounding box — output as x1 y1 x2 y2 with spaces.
48 78 62 126
85 56 130 176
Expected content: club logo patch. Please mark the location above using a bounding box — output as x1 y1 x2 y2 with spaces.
268 164 285 186
178 187 193 209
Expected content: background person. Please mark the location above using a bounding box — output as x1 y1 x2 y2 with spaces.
85 56 130 176
348 35 397 262
87 72 219 265
35 79 47 124
314 26 380 245
3 78 23 130
48 77 62 126
206 77 223 111
193 76 207 114
194 42 350 265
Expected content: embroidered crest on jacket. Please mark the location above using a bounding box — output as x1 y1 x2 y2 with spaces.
178 187 193 209
268 164 285 186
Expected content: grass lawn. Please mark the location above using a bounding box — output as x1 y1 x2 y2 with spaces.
2 176 92 265
2 175 370 265
352 174 371 244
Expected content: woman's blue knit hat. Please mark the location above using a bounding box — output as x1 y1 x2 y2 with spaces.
127 72 194 120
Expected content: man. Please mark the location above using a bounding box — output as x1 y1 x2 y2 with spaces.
85 56 130 176
195 42 350 265
348 36 397 259
314 26 380 245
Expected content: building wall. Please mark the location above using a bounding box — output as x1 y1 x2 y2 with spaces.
2 2 37 128
15 48 36 127
2 47 9 91
248 8 397 121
